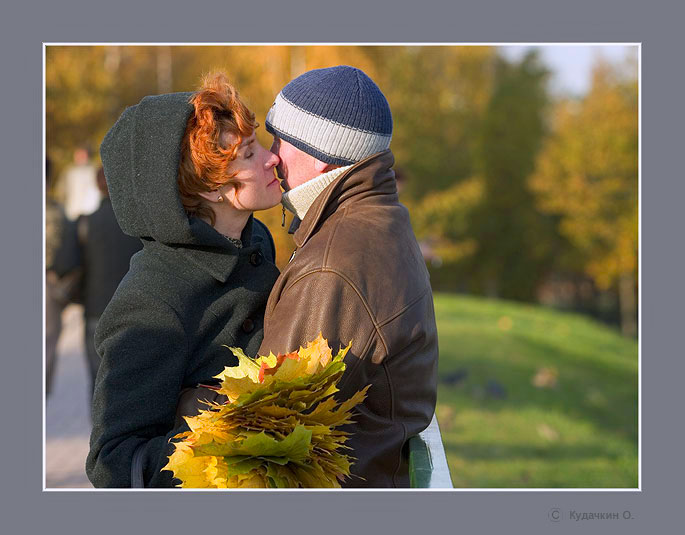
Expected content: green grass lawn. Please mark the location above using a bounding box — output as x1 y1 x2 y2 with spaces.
433 293 638 488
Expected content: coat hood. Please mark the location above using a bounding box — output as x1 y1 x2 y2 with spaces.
100 92 212 245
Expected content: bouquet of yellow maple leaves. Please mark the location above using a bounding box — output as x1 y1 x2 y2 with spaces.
162 334 369 488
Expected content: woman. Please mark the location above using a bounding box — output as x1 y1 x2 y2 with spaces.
86 73 282 488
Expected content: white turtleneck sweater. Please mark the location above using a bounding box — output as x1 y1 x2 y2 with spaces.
280 165 352 221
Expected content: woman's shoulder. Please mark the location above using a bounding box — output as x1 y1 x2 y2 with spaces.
111 245 199 311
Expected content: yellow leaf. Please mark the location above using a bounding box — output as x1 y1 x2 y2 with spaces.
270 355 309 382
297 332 333 374
163 443 227 488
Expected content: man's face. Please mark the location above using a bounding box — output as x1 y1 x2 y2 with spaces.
270 136 320 192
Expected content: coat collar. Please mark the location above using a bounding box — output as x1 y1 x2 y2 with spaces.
293 150 397 248
147 215 262 283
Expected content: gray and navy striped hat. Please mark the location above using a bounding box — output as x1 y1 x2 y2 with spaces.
265 65 392 166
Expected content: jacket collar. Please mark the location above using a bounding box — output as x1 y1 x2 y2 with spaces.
293 150 397 248
146 215 261 283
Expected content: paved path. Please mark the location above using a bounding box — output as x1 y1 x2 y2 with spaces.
45 304 93 488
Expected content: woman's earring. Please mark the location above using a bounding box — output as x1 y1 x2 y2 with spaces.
217 192 224 203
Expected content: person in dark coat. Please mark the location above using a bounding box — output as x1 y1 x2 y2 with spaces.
45 156 80 397
86 72 282 488
76 166 143 402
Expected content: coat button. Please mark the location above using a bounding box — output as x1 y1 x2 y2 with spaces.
250 251 263 266
241 318 255 333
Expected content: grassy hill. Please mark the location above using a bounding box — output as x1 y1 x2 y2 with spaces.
433 293 638 488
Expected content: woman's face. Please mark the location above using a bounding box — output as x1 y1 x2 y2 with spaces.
220 131 282 211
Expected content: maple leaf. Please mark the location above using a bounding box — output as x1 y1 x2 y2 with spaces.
194 425 312 463
260 351 299 381
163 443 229 488
214 348 279 402
297 332 334 374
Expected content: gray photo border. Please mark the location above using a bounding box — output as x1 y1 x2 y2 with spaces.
4 0 679 533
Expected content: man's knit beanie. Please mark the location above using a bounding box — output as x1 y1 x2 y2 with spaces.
265 65 392 166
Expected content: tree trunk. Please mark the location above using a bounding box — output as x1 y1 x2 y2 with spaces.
156 46 173 94
619 271 637 337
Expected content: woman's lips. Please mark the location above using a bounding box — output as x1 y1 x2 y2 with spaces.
267 177 280 187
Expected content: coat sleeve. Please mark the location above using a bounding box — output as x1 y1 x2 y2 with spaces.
86 287 188 488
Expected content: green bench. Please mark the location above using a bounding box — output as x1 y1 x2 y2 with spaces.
408 414 453 488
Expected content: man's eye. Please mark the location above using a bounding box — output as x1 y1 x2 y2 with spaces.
245 152 254 159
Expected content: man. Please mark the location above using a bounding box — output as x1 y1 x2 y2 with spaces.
258 65 439 487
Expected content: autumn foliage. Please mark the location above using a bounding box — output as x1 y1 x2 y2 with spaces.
163 334 368 488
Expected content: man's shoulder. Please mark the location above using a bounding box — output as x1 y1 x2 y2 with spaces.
319 202 416 264
289 202 428 293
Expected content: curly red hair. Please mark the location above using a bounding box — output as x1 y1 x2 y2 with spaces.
178 71 257 225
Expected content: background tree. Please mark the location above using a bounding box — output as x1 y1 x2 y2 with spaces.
529 60 638 335
466 51 560 301
46 47 115 180
365 46 495 199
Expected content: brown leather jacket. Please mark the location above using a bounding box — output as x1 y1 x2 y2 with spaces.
259 149 439 487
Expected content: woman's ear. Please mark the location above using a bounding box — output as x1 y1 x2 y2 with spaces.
197 189 224 204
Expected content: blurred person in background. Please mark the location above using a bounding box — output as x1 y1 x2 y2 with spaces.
86 72 281 488
45 157 80 397
75 166 142 403
61 146 101 221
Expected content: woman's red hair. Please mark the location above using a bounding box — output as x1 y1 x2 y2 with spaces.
178 72 257 225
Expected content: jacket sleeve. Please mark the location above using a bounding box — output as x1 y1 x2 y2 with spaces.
258 269 438 487
86 288 188 488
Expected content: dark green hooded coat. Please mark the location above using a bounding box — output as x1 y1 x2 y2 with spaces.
85 92 280 488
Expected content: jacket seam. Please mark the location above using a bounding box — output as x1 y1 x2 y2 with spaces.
283 268 390 358
382 359 403 487
377 285 432 328
392 421 408 488
322 207 346 268
336 328 377 392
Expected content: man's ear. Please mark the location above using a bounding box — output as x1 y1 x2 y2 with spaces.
314 159 340 174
